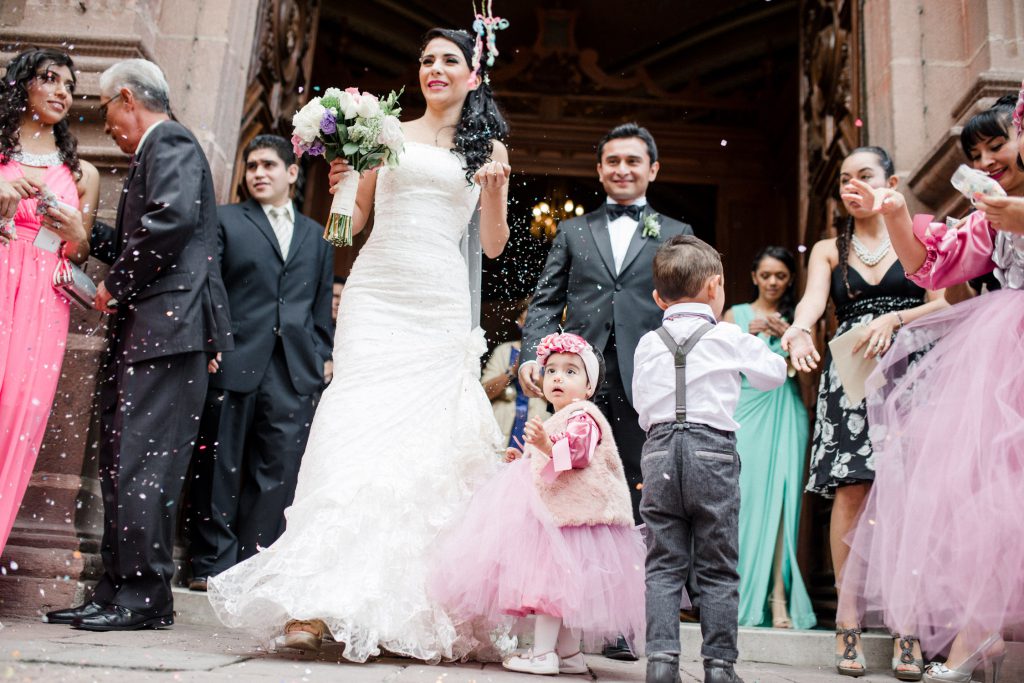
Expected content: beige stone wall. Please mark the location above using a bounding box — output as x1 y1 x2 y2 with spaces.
863 0 1024 216
0 0 259 614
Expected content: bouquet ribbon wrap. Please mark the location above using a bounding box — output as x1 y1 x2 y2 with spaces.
325 172 360 247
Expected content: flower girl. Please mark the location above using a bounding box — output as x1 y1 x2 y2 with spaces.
430 332 649 675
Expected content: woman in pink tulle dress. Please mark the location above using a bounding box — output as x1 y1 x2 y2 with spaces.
0 48 98 556
429 333 648 676
838 89 1024 682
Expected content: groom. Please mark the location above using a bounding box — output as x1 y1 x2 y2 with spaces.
519 123 693 657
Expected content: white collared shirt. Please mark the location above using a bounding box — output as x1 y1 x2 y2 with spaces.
261 201 295 260
606 196 647 274
632 302 788 432
134 120 165 157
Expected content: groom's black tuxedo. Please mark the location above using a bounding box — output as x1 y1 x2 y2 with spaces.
188 198 334 579
522 203 693 519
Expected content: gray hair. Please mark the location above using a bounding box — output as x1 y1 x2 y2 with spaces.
99 59 171 114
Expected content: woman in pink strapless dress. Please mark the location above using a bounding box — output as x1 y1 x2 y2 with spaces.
0 48 98 556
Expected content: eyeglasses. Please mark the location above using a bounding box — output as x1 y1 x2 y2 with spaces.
98 92 122 119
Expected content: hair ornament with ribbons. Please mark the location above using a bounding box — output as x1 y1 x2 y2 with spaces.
471 0 509 85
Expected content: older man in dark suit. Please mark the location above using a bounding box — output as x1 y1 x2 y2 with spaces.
186 135 334 590
43 59 232 631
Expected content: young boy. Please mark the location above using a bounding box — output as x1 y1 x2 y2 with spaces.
633 235 787 683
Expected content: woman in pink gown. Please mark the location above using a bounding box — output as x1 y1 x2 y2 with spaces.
0 48 98 556
839 91 1024 681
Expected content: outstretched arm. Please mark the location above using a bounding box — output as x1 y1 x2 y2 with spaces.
780 239 833 372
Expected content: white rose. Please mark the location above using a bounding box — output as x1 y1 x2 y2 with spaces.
338 91 359 120
291 98 326 144
323 87 343 100
355 93 381 119
376 115 404 152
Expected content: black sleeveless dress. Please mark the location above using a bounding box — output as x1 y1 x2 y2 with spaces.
805 261 926 497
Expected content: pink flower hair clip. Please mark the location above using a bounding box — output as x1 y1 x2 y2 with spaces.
470 0 509 86
1013 80 1024 135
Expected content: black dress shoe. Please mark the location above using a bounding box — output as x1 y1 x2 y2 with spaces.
647 653 682 683
72 604 173 631
703 658 744 683
188 577 208 592
602 636 639 661
43 601 106 625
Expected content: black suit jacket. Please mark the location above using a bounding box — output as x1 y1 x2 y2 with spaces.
522 204 694 402
91 121 233 362
210 199 335 395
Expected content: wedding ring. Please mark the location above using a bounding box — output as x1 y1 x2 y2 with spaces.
804 355 813 363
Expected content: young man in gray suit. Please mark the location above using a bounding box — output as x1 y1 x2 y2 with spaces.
45 59 233 631
187 135 335 590
519 123 694 658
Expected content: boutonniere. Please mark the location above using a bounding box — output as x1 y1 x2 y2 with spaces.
641 213 661 239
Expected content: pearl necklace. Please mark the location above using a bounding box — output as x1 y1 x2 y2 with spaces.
12 149 64 168
850 234 891 266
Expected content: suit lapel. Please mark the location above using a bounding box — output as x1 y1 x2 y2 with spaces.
115 155 141 248
618 204 654 277
586 207 616 278
242 199 284 261
285 209 311 266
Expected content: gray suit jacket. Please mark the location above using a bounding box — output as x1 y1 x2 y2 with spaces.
91 121 233 363
521 204 693 402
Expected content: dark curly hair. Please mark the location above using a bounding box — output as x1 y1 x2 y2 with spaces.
421 28 509 183
0 48 81 179
749 246 798 322
837 146 895 298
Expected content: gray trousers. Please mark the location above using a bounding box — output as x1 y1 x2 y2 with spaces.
640 421 740 662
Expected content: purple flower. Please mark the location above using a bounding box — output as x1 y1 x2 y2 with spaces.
307 140 326 157
320 110 337 135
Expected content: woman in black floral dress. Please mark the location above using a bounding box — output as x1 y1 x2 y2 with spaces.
781 147 946 678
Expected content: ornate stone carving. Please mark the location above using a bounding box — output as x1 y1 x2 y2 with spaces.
232 0 321 200
800 0 861 245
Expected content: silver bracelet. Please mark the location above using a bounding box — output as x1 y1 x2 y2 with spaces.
793 325 813 336
893 311 905 329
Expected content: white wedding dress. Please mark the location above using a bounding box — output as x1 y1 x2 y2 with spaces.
208 142 507 663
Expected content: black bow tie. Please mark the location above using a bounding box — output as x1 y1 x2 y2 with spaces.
607 203 643 221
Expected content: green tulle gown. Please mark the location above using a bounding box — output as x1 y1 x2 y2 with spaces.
733 304 816 629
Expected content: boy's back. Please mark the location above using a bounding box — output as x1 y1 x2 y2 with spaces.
632 302 787 433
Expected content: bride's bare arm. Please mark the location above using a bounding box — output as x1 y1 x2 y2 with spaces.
475 140 511 259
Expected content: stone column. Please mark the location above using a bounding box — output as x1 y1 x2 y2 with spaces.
0 0 259 616
862 0 1024 213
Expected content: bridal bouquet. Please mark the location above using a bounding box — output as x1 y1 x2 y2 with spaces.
291 87 404 246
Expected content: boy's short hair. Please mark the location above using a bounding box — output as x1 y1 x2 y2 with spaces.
652 235 724 301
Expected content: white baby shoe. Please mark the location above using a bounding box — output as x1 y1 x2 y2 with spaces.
503 649 559 675
558 650 589 674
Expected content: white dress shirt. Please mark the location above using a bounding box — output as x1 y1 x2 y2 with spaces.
262 201 295 261
632 302 788 432
134 120 165 157
606 196 647 274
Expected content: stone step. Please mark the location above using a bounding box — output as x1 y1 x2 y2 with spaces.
172 592 1023 680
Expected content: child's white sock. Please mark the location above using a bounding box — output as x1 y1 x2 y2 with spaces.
556 624 581 656
534 614 561 654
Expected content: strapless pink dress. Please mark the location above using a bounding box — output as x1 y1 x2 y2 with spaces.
0 160 78 554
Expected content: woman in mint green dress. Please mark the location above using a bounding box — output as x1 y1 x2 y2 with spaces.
723 246 816 630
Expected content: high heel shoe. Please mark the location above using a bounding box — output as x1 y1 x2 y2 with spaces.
770 598 792 629
923 633 1005 683
892 634 924 681
280 618 326 652
835 627 867 677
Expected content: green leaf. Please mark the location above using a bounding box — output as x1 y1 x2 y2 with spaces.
343 142 360 156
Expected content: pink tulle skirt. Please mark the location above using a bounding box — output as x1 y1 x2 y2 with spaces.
840 289 1024 655
428 458 648 653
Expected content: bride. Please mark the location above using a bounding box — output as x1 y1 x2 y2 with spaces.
207 27 512 664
